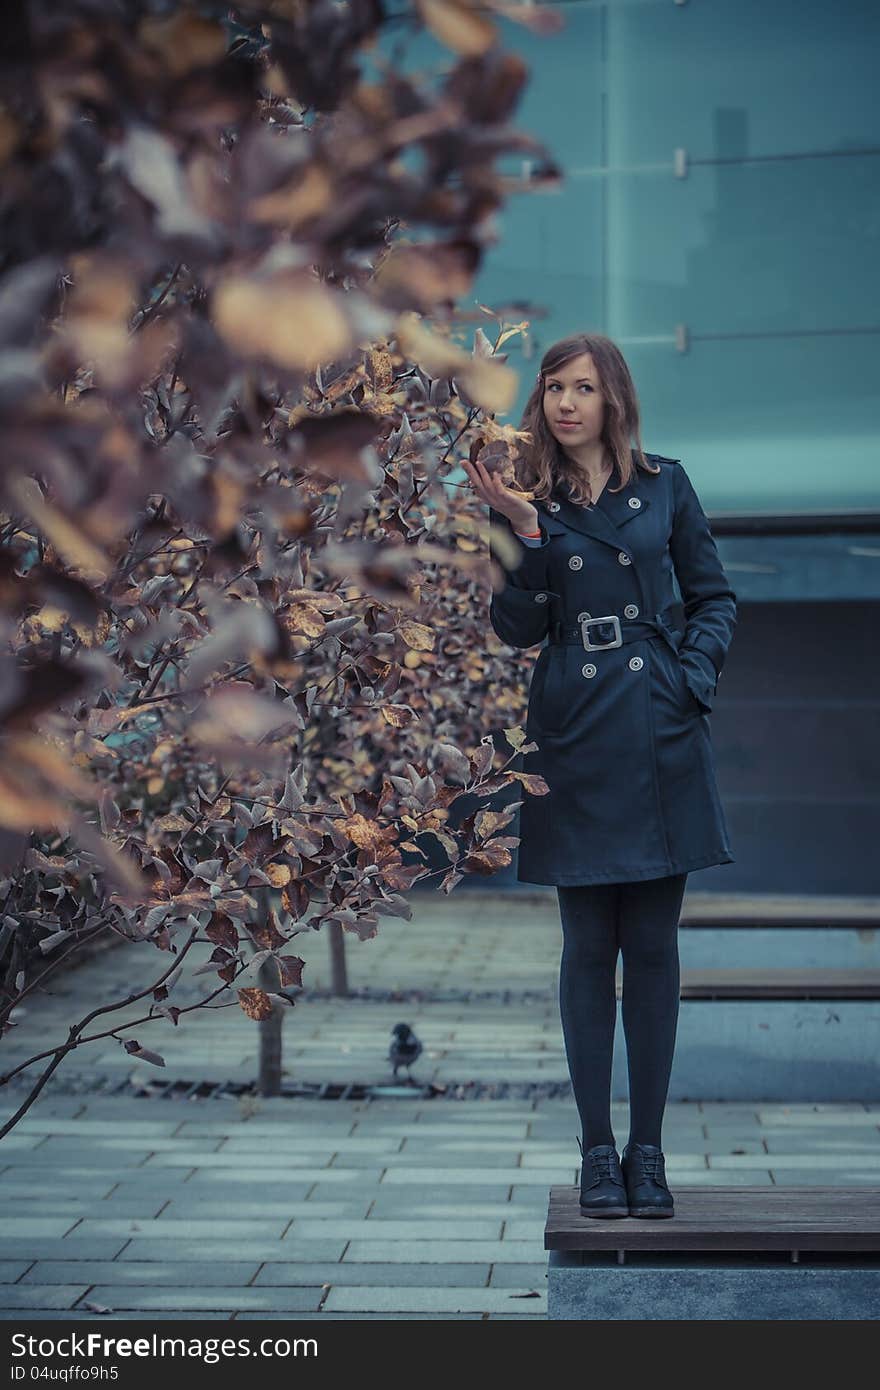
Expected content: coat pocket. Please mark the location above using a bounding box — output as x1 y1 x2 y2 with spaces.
677 647 716 716
535 647 568 731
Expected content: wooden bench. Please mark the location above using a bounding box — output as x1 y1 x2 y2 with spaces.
545 1185 880 1320
613 969 880 999
678 892 880 928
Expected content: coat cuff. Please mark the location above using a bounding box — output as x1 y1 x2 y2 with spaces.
489 582 557 649
679 647 718 714
681 628 727 680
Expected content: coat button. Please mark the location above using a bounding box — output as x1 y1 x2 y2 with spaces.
628 655 644 671
628 497 641 509
624 604 639 618
547 500 561 512
534 592 548 603
577 611 591 622
617 552 631 565
581 663 597 679
568 555 583 570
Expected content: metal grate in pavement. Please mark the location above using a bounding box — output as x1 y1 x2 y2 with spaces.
2 1071 573 1102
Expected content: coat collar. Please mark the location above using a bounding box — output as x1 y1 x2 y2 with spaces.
535 461 654 555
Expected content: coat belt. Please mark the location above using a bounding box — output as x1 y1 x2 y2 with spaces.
548 608 685 657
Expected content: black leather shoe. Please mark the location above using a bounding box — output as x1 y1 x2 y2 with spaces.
621 1142 674 1218
577 1139 628 1218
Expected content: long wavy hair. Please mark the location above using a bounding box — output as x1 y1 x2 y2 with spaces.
515 333 660 506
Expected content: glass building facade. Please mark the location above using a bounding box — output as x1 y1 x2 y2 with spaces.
377 0 879 518
376 2 880 891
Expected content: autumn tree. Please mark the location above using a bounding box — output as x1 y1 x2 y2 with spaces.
0 0 563 1129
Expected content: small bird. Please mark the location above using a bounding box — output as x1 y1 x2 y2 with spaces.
389 1022 423 1081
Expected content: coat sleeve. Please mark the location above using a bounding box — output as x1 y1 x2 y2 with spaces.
487 505 560 649
669 463 737 714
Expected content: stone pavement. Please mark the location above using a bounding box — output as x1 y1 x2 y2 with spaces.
1 889 878 1321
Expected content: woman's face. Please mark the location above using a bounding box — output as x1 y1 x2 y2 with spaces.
541 352 605 448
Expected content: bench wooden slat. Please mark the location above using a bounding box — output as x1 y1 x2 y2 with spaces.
546 1187 880 1252
679 893 880 927
610 969 880 999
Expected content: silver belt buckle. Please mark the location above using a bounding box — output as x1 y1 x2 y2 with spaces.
580 614 622 651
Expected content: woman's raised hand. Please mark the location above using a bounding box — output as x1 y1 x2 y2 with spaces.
462 458 539 535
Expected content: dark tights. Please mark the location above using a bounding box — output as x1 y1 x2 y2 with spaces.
556 873 688 1152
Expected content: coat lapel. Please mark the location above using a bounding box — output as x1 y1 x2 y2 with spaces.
536 471 652 556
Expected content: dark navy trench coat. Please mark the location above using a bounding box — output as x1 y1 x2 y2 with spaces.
488 451 737 886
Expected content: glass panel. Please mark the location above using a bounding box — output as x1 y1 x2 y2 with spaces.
367 3 880 515
607 156 880 336
621 334 879 511
608 0 880 164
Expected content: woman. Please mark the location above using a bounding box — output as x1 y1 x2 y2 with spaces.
462 333 737 1220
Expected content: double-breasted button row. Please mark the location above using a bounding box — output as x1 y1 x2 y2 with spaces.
534 592 549 603
618 551 631 565
583 656 642 676
624 603 639 618
568 555 583 570
546 500 561 512
628 497 642 509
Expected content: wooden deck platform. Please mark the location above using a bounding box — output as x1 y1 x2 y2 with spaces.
546 1186 880 1254
546 1186 880 1317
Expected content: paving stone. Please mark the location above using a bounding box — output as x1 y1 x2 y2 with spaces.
174 1122 358 1137
365 1201 540 1221
2 1167 194 1187
160 1199 372 1219
708 1152 880 1169
342 1241 539 1264
0 1219 79 1237
0 1263 32 1282
321 1151 524 1169
18 1151 156 1168
21 1262 262 1286
763 1135 880 1153
172 1176 315 1194
494 1221 545 1242
0 1286 89 1310
0 1240 130 1261
118 1239 347 1262
0 1311 234 1322
233 1311 485 1320
379 1167 573 1185
140 1153 337 1168
310 1182 511 1205
0 1134 48 1151
322 1285 546 1314
283 1219 502 1241
767 1169 880 1185
31 1135 225 1153
0 1200 168 1218
14 1119 186 1137
82 1286 324 1312
489 1264 548 1287
0 1182 117 1200
71 1218 290 1239
218 1137 400 1154
255 1263 490 1287
364 1124 530 1140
